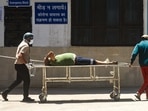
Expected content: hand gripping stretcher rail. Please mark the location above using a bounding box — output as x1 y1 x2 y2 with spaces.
33 62 134 102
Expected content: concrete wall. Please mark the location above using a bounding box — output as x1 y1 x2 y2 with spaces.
0 47 142 88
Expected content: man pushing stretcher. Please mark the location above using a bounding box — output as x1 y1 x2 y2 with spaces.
44 51 118 66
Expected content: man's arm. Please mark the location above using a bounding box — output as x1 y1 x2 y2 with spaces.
129 44 139 67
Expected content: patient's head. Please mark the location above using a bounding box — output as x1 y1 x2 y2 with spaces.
47 51 55 60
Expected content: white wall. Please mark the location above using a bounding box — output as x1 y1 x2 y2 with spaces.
0 17 4 47
0 0 71 47
0 1 6 47
31 0 71 47
144 0 148 34
145 0 148 34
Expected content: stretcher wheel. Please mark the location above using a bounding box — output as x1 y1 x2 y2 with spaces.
39 93 47 103
110 91 120 101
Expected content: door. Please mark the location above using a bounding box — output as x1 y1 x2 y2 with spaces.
4 6 32 47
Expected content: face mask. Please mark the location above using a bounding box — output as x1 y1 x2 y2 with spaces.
29 39 34 45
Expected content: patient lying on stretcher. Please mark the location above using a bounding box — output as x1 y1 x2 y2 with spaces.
44 51 118 66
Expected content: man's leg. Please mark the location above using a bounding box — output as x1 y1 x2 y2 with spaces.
20 64 34 102
135 67 148 100
95 58 118 65
145 87 148 99
21 65 30 99
1 64 22 101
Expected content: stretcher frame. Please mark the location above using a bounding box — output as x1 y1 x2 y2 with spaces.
34 63 131 102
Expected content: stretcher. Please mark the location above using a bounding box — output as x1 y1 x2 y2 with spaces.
33 62 131 102
0 55 139 102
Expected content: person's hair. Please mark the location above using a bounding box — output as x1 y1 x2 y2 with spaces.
48 51 54 57
141 37 148 40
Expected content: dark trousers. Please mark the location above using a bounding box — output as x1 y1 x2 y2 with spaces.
75 56 96 65
6 64 30 99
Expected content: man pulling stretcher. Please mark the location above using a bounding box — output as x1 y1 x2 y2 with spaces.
44 51 118 66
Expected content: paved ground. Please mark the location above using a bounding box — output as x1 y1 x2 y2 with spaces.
0 88 148 111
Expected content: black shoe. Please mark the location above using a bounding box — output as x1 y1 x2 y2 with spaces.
135 94 141 101
22 97 35 102
1 92 8 101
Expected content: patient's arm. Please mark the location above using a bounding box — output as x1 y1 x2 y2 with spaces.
44 55 50 66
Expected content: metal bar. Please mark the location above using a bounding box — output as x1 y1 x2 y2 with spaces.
68 66 71 82
0 55 43 62
42 67 47 98
117 65 121 96
0 55 16 59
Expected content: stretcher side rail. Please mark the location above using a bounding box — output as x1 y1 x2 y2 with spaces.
35 64 119 83
45 76 118 82
34 64 124 102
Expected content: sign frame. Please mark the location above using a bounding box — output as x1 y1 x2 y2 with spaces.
8 0 30 7
35 2 68 24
